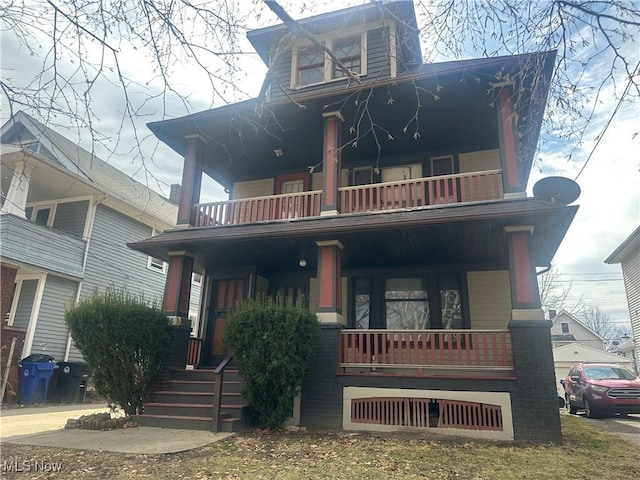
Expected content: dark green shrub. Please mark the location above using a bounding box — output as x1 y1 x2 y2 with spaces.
223 296 319 429
65 288 171 415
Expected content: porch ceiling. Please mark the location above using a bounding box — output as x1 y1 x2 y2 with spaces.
129 198 577 273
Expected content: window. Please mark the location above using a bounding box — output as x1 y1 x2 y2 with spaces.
350 273 466 330
350 167 375 186
33 205 54 226
293 32 366 88
561 322 569 333
281 179 304 194
193 273 202 284
147 256 167 274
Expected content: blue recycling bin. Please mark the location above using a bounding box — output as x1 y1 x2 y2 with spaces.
19 354 55 404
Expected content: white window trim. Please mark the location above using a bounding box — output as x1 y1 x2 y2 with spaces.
20 273 48 359
291 26 372 89
31 203 56 227
6 280 22 327
147 228 168 274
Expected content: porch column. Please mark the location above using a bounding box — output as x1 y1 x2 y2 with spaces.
496 87 525 198
315 240 344 325
320 111 343 216
506 225 561 442
162 251 194 368
1 161 33 218
177 135 205 226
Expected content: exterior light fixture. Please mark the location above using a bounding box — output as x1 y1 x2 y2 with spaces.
274 149 284 157
299 259 307 267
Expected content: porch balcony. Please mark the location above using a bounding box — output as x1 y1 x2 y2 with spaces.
339 329 514 378
194 169 503 227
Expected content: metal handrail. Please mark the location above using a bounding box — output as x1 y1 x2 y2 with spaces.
212 354 233 433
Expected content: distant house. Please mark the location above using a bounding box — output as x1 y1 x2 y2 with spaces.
549 309 606 350
0 111 201 401
605 226 640 374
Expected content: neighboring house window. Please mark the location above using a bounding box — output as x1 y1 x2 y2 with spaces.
561 323 569 333
193 273 202 284
147 256 167 274
32 205 54 226
292 32 367 88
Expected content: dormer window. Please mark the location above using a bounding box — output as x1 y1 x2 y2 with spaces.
292 32 367 88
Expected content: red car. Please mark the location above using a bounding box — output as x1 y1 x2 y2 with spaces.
564 363 640 418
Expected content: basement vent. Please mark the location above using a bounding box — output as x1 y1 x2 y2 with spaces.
351 397 503 431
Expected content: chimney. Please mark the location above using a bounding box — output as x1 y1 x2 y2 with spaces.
169 184 182 204
549 309 557 319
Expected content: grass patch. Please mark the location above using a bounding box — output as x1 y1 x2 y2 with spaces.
1 415 639 479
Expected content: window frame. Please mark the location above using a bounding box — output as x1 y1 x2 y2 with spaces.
147 256 167 274
291 30 368 89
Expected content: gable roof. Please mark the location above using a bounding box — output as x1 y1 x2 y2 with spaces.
605 226 640 264
1 111 177 226
552 309 606 341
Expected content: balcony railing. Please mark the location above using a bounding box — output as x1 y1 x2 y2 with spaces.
339 329 513 374
339 170 503 214
194 170 503 227
195 190 322 227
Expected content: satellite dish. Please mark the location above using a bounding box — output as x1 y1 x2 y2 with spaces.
533 176 580 205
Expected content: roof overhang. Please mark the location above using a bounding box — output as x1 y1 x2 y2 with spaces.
605 226 640 264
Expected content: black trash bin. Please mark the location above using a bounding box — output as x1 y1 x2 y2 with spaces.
19 354 55 404
52 362 93 403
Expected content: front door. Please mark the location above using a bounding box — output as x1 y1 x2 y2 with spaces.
204 279 245 367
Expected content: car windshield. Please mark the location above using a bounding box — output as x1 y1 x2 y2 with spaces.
583 366 636 380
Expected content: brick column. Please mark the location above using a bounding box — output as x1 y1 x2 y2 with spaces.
162 252 194 368
497 87 524 198
505 226 561 442
177 135 205 226
321 112 343 216
315 240 344 325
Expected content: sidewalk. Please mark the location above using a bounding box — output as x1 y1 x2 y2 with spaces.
1 404 232 454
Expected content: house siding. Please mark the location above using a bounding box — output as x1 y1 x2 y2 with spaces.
621 247 640 368
550 314 604 350
270 26 392 102
232 178 274 199
82 205 166 303
12 279 38 330
467 271 512 329
459 149 501 173
31 275 78 361
52 200 89 237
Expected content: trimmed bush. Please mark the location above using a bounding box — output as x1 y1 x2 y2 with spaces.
223 296 319 429
65 288 171 415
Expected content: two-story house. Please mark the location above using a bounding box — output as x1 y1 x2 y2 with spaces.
0 111 201 402
129 2 578 442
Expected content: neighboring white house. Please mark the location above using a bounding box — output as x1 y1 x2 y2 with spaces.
0 112 202 380
605 226 640 374
553 343 635 385
549 309 606 350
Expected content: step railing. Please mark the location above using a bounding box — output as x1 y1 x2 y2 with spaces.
339 329 513 373
212 354 234 433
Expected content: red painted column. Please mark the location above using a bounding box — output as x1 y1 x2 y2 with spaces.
162 252 194 320
505 226 541 311
177 135 205 226
321 112 343 215
315 240 344 324
497 87 522 195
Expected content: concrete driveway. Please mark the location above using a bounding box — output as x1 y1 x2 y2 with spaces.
1 404 110 438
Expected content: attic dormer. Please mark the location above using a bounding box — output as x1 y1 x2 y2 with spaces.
247 1 421 101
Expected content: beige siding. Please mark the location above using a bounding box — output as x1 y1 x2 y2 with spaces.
459 149 501 173
312 172 323 191
467 271 512 329
232 178 274 199
381 163 422 182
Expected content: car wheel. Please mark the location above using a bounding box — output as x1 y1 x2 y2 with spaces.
567 396 577 414
584 398 598 418
558 395 566 408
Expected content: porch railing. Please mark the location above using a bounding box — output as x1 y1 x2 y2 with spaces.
194 169 503 227
339 169 503 214
195 190 322 227
187 337 202 366
339 329 513 372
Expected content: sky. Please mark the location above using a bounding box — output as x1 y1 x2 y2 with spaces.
1 1 638 330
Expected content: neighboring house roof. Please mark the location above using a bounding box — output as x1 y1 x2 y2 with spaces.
1 111 177 227
551 334 576 342
552 309 606 341
552 343 634 365
605 226 640 264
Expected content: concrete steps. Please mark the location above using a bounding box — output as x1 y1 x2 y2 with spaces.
135 368 247 432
